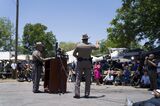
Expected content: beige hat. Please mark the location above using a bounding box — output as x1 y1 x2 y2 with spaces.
35 42 44 47
82 34 89 40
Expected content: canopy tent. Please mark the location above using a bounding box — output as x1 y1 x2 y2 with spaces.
0 51 14 60
110 51 119 59
11 55 32 61
66 50 76 64
119 58 131 62
107 58 131 63
94 56 103 62
109 48 127 59
66 50 103 64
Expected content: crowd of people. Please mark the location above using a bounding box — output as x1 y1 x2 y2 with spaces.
1 53 160 92
0 43 160 98
94 54 160 90
68 53 160 92
0 60 32 81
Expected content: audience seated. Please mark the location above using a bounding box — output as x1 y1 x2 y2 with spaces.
122 65 131 85
140 70 150 88
103 70 114 85
114 71 123 86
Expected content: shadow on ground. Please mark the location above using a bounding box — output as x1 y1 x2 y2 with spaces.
80 95 106 99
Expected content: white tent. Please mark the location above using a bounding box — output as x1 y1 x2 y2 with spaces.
11 55 32 60
66 50 103 64
66 50 76 64
119 58 131 62
110 51 119 59
93 56 103 62
0 51 14 60
91 56 98 62
109 48 127 59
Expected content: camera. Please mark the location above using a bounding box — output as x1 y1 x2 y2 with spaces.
145 56 148 60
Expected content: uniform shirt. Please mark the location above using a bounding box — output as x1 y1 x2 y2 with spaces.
32 50 43 62
73 42 97 58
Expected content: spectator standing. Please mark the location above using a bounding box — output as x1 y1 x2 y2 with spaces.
93 62 101 85
144 54 157 90
11 61 17 79
157 61 160 89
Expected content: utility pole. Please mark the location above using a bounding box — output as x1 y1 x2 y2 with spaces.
15 0 19 64
14 0 19 79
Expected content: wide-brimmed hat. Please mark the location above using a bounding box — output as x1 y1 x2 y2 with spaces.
82 34 89 40
35 42 44 47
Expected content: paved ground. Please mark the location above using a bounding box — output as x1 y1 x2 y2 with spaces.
0 79 157 106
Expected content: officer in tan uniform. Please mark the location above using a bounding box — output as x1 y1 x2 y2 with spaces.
32 42 53 93
32 42 45 93
73 34 99 98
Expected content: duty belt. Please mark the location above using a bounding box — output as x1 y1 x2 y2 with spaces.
33 60 43 66
77 57 92 63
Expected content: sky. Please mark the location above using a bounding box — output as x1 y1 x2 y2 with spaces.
0 0 122 44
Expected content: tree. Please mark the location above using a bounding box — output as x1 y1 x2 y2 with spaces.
59 42 77 52
106 2 140 49
106 0 160 50
22 23 56 57
0 17 14 51
92 40 109 56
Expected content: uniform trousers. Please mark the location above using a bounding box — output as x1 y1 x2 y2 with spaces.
148 70 157 90
32 63 42 92
75 61 92 97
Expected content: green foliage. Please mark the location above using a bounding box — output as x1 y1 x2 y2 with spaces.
22 23 56 57
99 39 109 54
106 0 160 50
59 42 77 52
92 49 101 56
92 40 109 56
0 17 14 51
